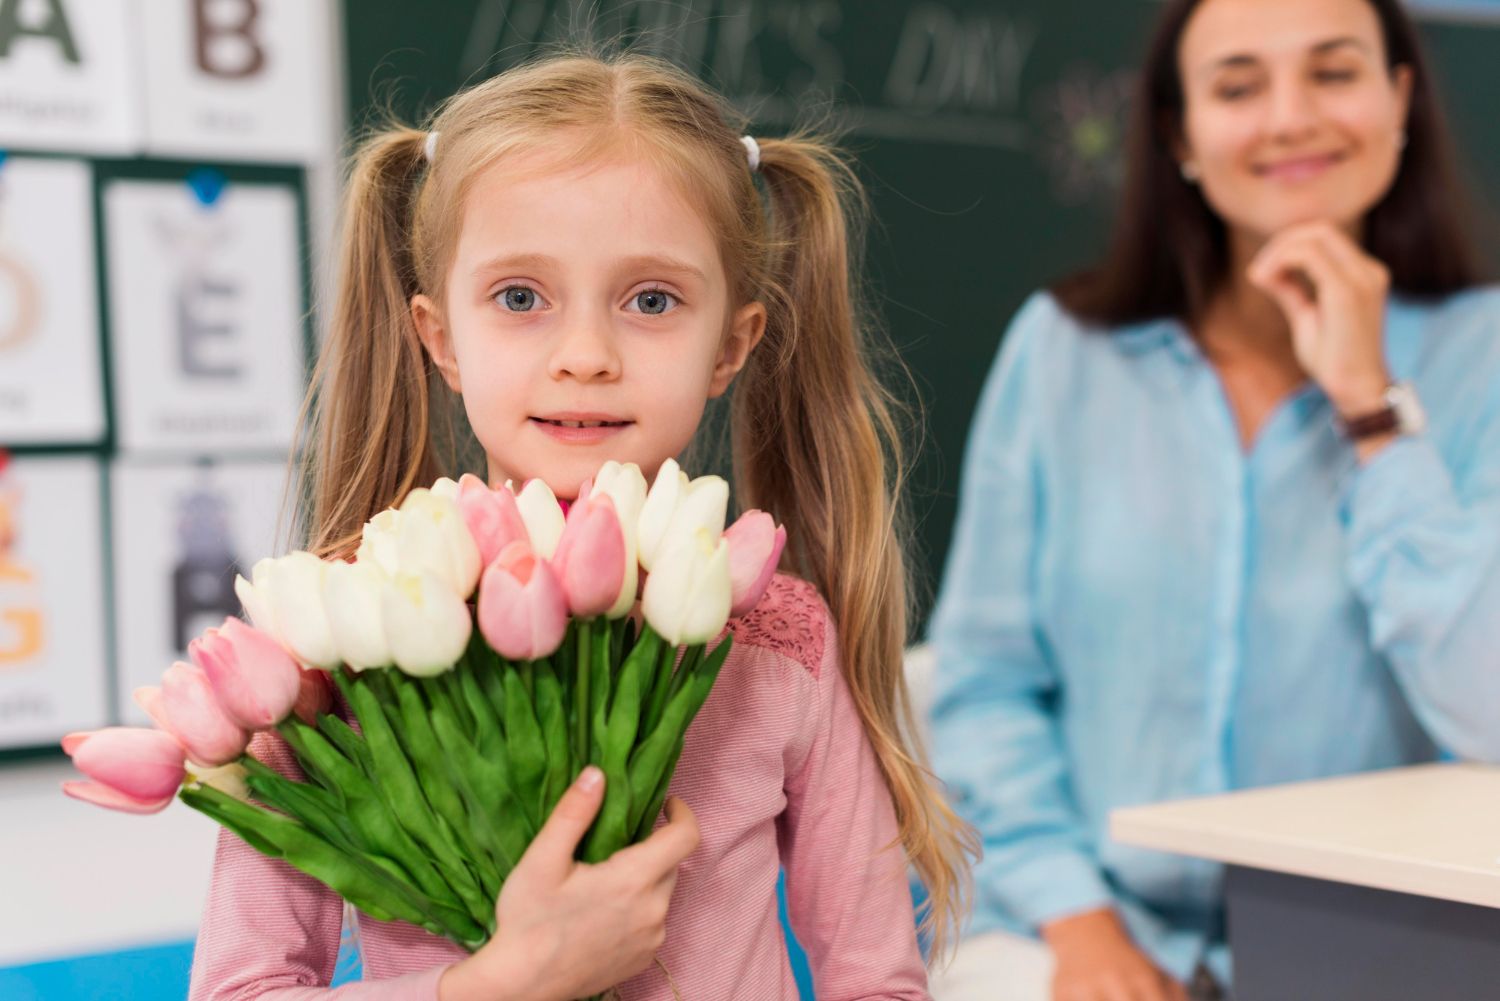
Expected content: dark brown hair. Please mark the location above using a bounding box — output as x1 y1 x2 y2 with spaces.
1054 0 1486 327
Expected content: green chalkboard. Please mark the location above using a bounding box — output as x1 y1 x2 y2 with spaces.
342 0 1500 629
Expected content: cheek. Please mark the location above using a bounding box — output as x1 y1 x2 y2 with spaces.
1186 107 1257 171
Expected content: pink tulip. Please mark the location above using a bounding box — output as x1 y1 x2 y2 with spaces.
292 668 335 725
455 473 530 569
134 661 249 766
61 727 186 814
551 494 626 618
724 511 787 617
478 541 569 660
189 617 303 731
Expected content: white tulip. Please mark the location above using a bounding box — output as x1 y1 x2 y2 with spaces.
392 489 482 599
356 509 401 577
642 528 732 645
233 557 277 634
264 552 340 670
591 461 648 618
322 559 392 670
429 476 462 502
515 479 566 559
638 459 729 572
381 571 473 677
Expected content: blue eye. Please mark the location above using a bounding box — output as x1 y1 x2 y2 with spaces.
499 286 540 311
630 289 677 315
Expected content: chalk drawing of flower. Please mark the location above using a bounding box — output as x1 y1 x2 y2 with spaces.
1033 67 1135 205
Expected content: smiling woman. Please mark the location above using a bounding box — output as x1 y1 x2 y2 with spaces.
927 1 1500 1000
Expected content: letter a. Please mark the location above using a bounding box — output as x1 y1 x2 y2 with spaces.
0 0 82 63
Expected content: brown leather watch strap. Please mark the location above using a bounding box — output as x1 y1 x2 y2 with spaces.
1338 404 1400 440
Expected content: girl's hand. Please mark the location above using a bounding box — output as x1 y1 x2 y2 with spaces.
439 766 701 1001
1247 221 1394 419
1043 908 1189 1001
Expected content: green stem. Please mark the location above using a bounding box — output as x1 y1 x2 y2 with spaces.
575 619 592 766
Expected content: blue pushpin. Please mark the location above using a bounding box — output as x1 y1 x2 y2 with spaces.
187 167 227 207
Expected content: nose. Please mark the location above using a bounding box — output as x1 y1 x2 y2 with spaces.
547 309 622 383
1264 73 1320 143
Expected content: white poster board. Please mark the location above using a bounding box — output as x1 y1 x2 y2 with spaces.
0 156 106 446
141 0 333 162
0 0 141 154
112 457 290 726
104 178 305 455
0 456 107 749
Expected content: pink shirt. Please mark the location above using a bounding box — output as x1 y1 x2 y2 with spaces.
188 575 931 1000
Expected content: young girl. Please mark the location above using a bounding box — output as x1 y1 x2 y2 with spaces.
189 52 975 1001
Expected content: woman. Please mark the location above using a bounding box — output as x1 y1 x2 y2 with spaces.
927 0 1500 999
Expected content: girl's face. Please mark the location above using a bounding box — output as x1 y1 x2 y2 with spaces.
1176 0 1412 244
413 151 764 499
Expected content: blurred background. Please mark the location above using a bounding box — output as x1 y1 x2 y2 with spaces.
1 1 1496 997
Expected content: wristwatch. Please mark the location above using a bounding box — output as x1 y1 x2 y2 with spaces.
1337 382 1426 440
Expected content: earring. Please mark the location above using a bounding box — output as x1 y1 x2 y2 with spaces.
1180 160 1201 183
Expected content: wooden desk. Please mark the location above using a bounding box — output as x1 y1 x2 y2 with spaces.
1110 763 1500 1000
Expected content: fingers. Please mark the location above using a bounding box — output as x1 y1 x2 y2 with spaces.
522 766 606 882
610 795 701 877
1249 221 1386 297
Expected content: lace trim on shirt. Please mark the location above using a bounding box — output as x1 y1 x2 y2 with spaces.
726 573 827 677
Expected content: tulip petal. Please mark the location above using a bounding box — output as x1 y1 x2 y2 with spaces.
516 479 567 558
381 572 472 677
67 727 186 802
322 559 392 670
63 780 175 815
724 512 788 617
553 495 626 618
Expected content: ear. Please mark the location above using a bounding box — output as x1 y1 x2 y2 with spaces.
708 301 767 399
411 294 462 393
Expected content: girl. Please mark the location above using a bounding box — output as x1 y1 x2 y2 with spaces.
189 52 974 1001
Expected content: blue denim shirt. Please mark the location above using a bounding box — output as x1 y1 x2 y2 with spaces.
928 289 1500 983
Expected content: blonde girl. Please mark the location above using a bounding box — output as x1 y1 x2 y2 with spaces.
190 51 974 1001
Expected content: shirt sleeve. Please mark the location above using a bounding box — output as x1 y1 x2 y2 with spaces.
187 731 454 1001
927 293 1115 931
1342 360 1500 762
777 608 931 1001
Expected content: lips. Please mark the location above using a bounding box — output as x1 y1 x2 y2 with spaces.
529 414 633 443
1254 152 1345 182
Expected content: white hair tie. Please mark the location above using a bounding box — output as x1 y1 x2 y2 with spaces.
423 131 439 164
740 135 761 172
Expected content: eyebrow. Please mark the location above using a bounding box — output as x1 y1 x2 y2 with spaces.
469 252 709 285
470 252 558 279
1203 36 1371 75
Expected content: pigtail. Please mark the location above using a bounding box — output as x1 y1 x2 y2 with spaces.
739 136 977 961
296 127 456 558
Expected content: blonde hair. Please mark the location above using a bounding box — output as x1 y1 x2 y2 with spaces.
300 51 976 958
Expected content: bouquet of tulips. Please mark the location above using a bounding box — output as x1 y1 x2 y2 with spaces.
61 459 786 954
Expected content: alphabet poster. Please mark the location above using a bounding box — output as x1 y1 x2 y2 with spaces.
0 156 106 446
0 455 107 750
112 458 290 727
141 0 333 162
0 0 141 154
103 178 305 454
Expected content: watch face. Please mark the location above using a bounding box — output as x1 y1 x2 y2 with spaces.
1388 383 1428 435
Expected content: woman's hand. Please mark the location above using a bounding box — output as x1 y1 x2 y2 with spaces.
1043 908 1189 1001
1246 221 1394 420
439 766 701 1001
